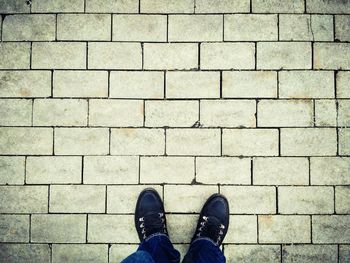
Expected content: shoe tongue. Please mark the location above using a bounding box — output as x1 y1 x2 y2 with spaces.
202 216 221 239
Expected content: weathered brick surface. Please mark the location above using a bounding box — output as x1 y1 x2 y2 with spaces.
225 245 281 263
0 244 50 263
86 0 138 13
252 0 304 13
195 0 250 13
311 157 350 185
0 43 30 69
315 100 337 126
336 15 350 42
0 156 25 184
0 99 32 126
314 43 350 69
52 244 108 263
313 215 350 243
0 215 29 242
282 245 338 263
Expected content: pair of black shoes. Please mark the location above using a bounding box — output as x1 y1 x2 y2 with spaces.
135 188 229 246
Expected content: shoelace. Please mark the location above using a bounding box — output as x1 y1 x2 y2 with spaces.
138 212 166 240
196 215 225 245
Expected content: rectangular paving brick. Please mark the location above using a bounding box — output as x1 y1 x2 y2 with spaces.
0 43 30 69
86 0 138 13
89 99 143 127
50 185 105 213
54 71 108 98
0 156 25 185
222 71 277 98
57 14 111 41
31 0 84 12
166 128 221 156
200 100 256 127
335 15 350 42
222 129 279 156
0 99 32 126
311 157 350 185
166 71 220 98
84 156 139 184
110 71 164 99
168 15 222 41
339 128 350 155
140 0 194 13
225 245 280 263
314 43 350 69
0 186 48 213
336 186 350 214
26 156 82 184
0 215 29 242
0 0 30 13
167 214 197 243
225 215 257 243
145 100 198 127
315 100 337 127
282 245 338 263
338 100 350 126
31 214 86 243
252 0 304 13
32 43 86 69
52 244 108 263
2 15 55 41
306 0 350 13
312 215 350 243
201 43 255 70
195 0 250 13
144 43 198 70
0 128 53 155
259 215 311 243
221 186 276 214
0 244 50 263
224 14 277 41
337 71 350 98
55 128 109 155
340 245 350 263
140 157 194 184
280 128 337 156
196 157 251 184
257 42 312 69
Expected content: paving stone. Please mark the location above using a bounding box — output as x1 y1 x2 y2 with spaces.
279 70 334 98
278 186 334 214
86 0 138 12
113 15 166 41
57 14 111 41
221 186 276 214
89 99 143 127
258 100 313 127
31 214 86 243
110 71 164 99
107 185 163 213
0 128 53 155
0 99 32 126
315 100 337 126
109 245 138 263
3 15 55 41
26 156 82 184
0 156 25 184
0 71 51 98
0 43 30 69
33 99 88 126
111 128 164 155
88 43 142 70
88 215 138 243
306 0 350 13
168 15 222 41
335 15 350 42
337 72 350 98
52 244 108 263
259 215 311 243
339 128 350 155
140 0 194 13
32 43 86 69
224 245 280 262
222 129 279 156
166 71 220 98
312 215 350 243
31 0 84 12
167 214 197 243
54 128 109 155
166 128 221 156
0 186 48 213
225 215 257 243
314 43 350 70
280 128 337 156
336 186 350 214
164 185 218 213
201 43 255 70
279 15 333 41
0 244 50 263
252 0 304 13
253 157 309 185
338 100 350 126
0 215 29 242
195 0 250 13
84 156 139 184
282 245 338 263
144 43 198 70
140 157 194 183
225 14 277 41
53 71 108 98
50 185 105 213
0 0 30 13
222 71 277 98
201 99 256 127
340 245 350 263
310 157 350 185
257 42 312 69
196 157 251 184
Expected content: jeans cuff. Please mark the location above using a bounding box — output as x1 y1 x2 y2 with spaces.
144 233 169 242
191 237 218 247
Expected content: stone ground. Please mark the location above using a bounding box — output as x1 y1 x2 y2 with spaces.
0 0 350 262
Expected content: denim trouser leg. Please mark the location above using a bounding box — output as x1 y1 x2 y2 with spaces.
182 238 226 263
121 234 181 263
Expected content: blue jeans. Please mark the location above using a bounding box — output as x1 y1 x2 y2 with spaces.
121 234 225 263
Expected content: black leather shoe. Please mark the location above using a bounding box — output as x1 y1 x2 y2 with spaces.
135 188 168 241
191 194 229 246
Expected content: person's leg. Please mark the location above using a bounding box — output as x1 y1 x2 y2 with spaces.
182 194 229 263
121 250 155 263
